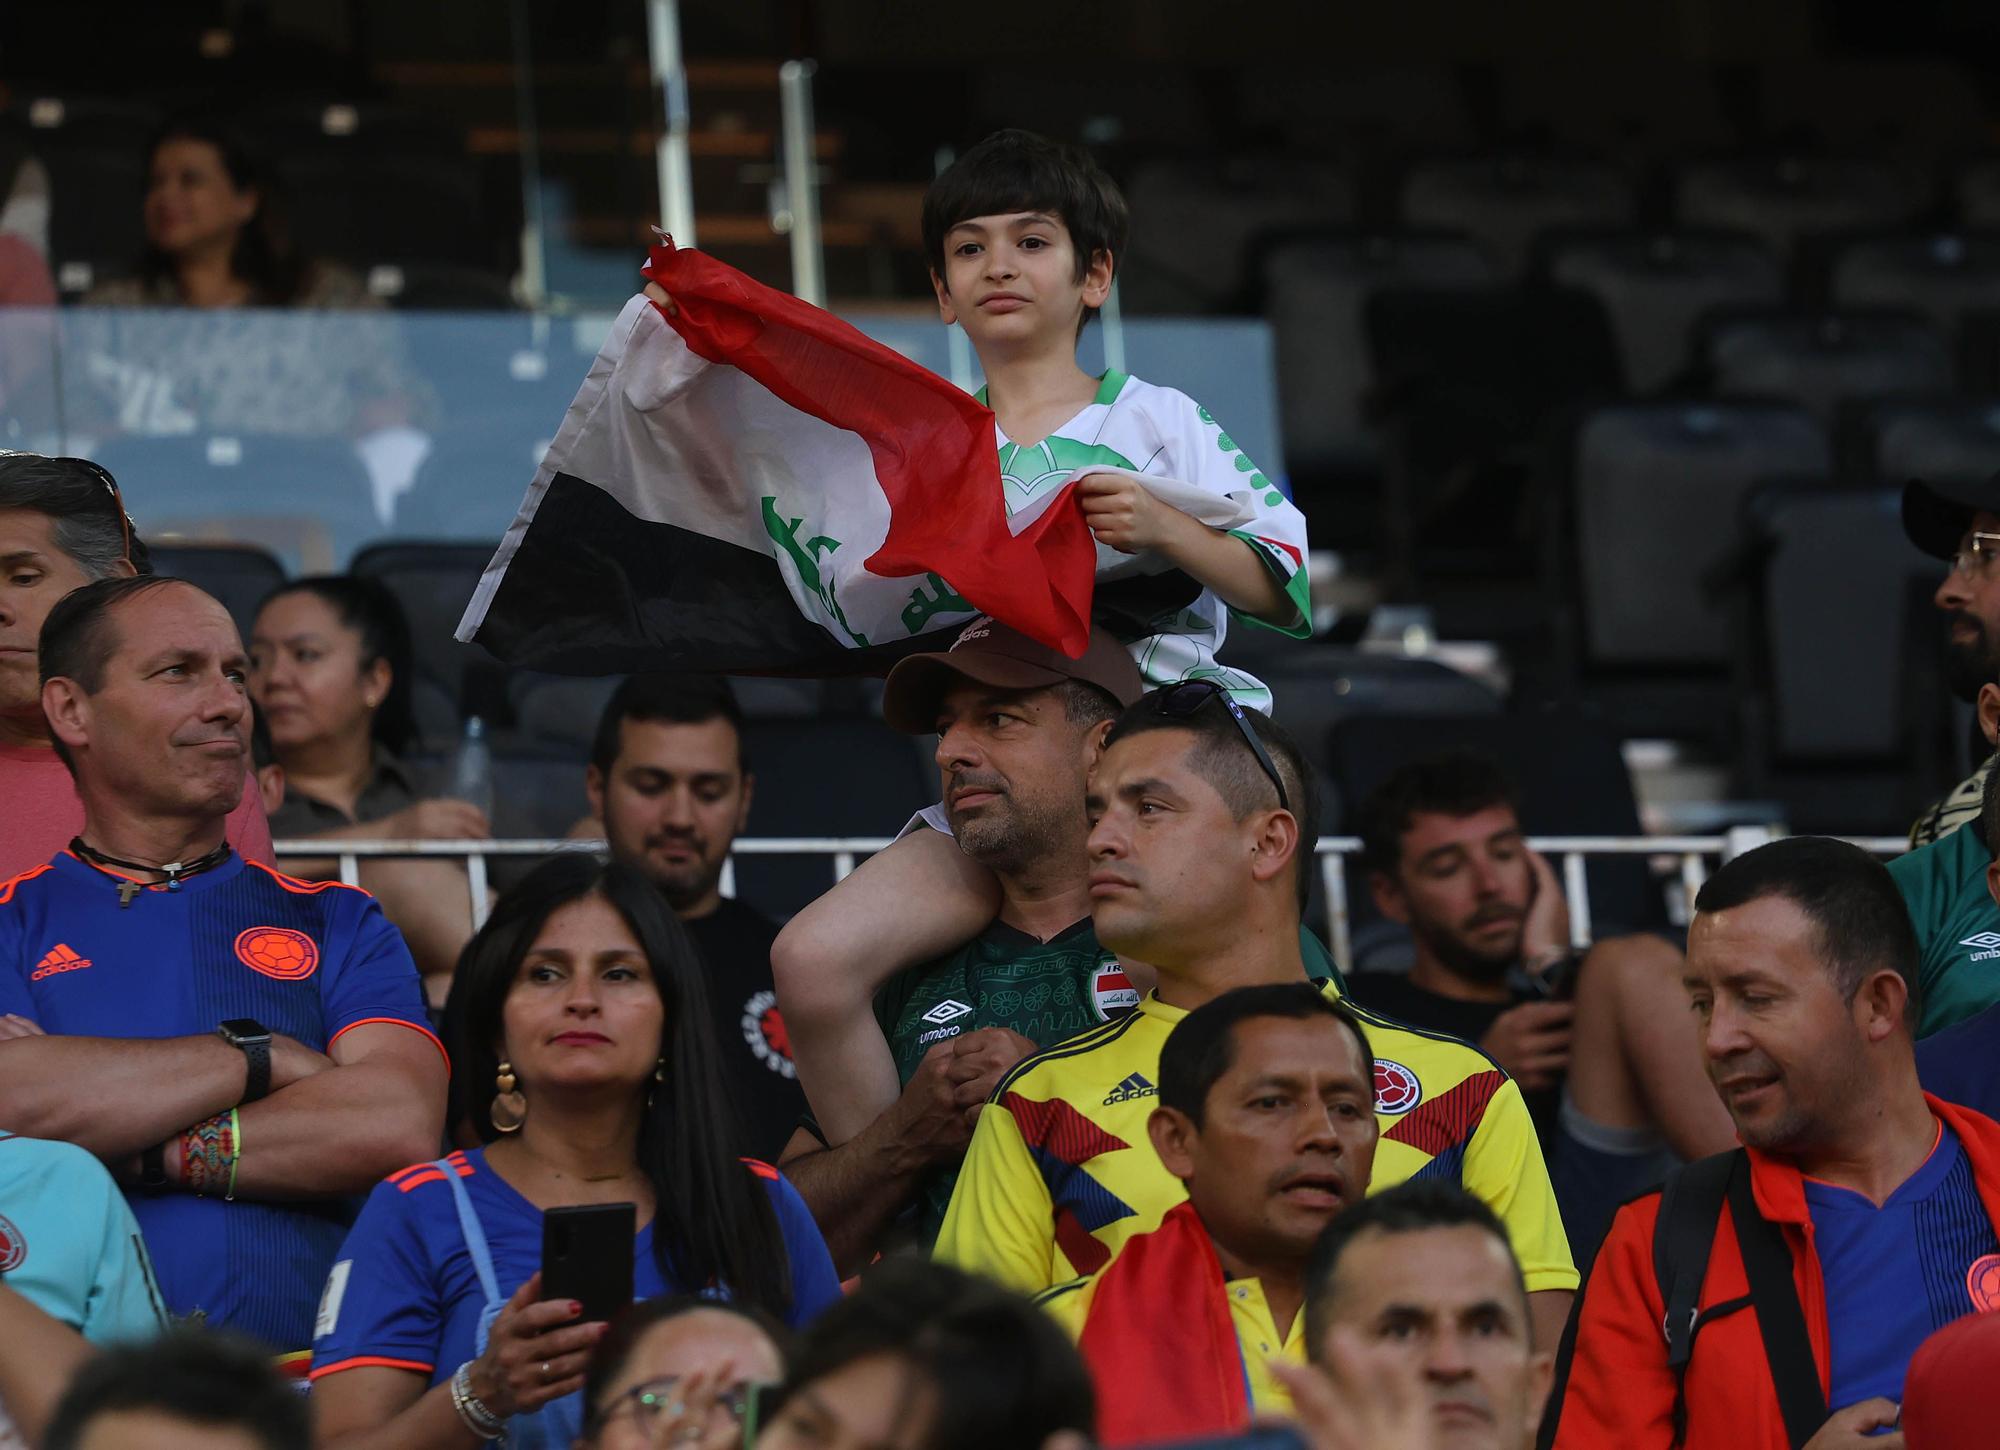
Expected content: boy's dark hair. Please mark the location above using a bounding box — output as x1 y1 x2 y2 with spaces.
255 576 419 753
770 1258 1093 1450
43 1329 310 1450
1693 835 1921 1022
0 451 148 576
584 1296 793 1433
1356 752 1520 876
1103 690 1319 911
1159 983 1372 1127
1303 1180 1526 1358
589 673 748 777
922 128 1130 335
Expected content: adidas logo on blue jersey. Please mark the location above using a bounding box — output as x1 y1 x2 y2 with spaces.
1103 1073 1156 1105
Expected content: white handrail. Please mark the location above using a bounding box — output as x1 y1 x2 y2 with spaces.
278 829 1912 971
647 0 697 248
778 59 825 307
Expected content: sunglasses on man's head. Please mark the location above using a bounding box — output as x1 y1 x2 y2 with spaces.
1152 680 1290 812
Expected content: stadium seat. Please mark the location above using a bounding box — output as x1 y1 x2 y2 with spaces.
1253 646 1502 770
1828 233 2000 336
1234 65 1474 172
238 99 465 160
1675 157 1920 261
1259 233 1496 494
1121 158 1354 314
1845 397 2000 493
1365 285 1624 580
279 152 483 272
1399 156 1637 278
1957 160 2000 230
148 543 287 642
91 434 381 573
1493 62 1738 160
392 424 553 537
733 716 936 921
966 63 1217 154
1539 230 1784 394
5 94 158 294
487 746 591 840
350 540 502 727
1701 309 1954 425
1327 709 1667 966
1735 481 1941 833
1757 59 1986 157
511 674 624 756
1567 400 1830 672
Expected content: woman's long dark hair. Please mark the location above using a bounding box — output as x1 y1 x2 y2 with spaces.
443 856 793 1318
136 114 306 303
254 576 418 754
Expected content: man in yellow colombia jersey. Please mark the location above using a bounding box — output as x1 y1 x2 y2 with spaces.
934 683 1579 1348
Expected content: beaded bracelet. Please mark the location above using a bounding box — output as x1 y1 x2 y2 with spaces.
450 1362 505 1440
179 1110 237 1196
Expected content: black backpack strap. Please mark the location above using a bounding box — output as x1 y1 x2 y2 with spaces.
1654 1150 1738 1445
1725 1159 1829 1450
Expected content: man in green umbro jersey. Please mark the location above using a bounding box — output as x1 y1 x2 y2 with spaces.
775 618 1147 1270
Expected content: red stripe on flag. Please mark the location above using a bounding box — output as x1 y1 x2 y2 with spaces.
645 240 1097 657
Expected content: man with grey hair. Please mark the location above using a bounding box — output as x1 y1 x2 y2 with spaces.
0 452 271 877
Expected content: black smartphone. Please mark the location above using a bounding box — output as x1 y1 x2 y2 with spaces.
541 1203 635 1325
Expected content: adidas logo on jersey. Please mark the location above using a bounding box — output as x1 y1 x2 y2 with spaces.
1103 1073 1156 1105
30 943 92 981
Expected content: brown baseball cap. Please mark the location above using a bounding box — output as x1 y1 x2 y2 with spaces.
881 616 1145 733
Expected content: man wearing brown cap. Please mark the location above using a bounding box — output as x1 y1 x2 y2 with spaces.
772 616 1148 1270
1902 475 2000 846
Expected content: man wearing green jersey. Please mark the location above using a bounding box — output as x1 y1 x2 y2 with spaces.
1892 678 2000 1035
776 618 1146 1269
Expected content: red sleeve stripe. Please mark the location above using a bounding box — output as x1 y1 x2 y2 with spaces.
246 859 374 896
387 1154 473 1187
741 1157 780 1182
331 1016 450 1073
0 864 53 904
308 1354 435 1382
396 1170 449 1193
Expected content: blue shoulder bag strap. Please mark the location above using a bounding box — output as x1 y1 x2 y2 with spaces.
436 1160 571 1450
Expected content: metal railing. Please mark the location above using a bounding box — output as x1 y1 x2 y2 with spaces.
274 829 1916 967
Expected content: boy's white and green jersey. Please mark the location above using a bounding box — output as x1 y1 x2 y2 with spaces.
980 370 1310 713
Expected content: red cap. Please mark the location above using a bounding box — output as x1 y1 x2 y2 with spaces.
1902 1306 2000 1449
881 616 1143 733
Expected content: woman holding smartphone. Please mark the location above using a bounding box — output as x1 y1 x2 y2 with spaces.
310 856 839 1450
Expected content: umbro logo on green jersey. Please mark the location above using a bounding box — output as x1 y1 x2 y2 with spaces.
1103 1073 1156 1105
923 999 974 1026
1961 932 2000 959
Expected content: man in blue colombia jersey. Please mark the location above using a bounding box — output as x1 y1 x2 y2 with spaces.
0 575 445 1363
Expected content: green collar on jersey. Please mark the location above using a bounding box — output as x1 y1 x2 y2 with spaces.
975 369 1128 409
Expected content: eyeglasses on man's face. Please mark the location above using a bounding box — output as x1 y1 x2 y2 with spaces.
1950 531 2000 581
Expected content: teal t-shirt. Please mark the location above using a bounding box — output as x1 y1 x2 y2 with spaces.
873 920 1343 1244
1888 819 2000 1036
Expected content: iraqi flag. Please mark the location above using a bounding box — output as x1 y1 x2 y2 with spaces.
455 239 1103 675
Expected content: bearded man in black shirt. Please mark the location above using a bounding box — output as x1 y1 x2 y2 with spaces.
584 674 804 1159
1348 752 1734 1265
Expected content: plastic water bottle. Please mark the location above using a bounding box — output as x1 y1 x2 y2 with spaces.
446 715 494 820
